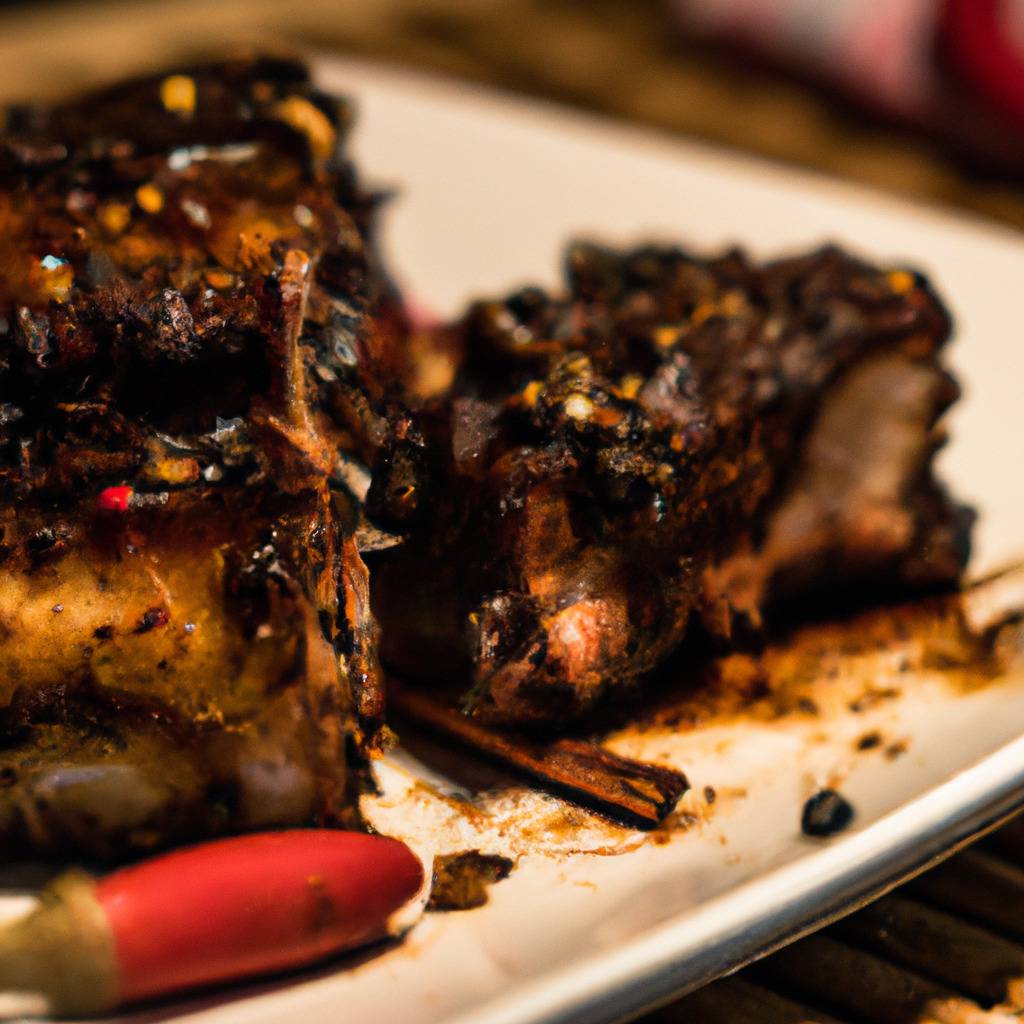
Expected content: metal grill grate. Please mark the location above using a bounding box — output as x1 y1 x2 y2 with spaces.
647 813 1024 1023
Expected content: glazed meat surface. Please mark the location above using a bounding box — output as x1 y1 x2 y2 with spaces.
0 57 975 851
0 493 363 859
0 58 397 858
370 243 972 724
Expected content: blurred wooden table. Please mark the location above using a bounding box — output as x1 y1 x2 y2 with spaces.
0 0 1022 231
660 817 1024 1023
2 1 1023 1020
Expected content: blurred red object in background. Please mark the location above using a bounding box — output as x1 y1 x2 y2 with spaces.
943 0 1024 127
675 0 1024 171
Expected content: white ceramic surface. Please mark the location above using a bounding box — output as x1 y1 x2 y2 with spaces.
8 55 1024 1024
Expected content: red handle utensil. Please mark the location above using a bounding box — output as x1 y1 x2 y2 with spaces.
0 830 424 1017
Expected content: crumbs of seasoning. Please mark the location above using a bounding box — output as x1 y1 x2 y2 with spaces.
703 785 717 805
98 485 134 512
885 739 908 761
181 199 212 230
563 394 594 421
268 95 337 160
857 731 882 751
160 74 196 117
134 607 170 634
51 603 64 613
204 269 234 291
184 622 196 635
168 148 192 171
849 686 900 713
135 183 164 214
427 851 514 912
39 254 73 300
99 202 131 235
886 269 915 294
801 789 855 838
27 525 69 567
93 625 114 640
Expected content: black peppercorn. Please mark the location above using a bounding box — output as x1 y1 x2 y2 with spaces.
802 789 855 837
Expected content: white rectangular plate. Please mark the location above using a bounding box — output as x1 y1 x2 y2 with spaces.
9 55 1024 1024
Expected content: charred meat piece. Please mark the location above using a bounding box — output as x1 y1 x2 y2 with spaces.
0 55 406 498
0 58 400 859
370 243 972 724
0 492 362 859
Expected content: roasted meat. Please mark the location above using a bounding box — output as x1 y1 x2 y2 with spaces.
370 243 972 724
0 58 400 859
0 57 977 852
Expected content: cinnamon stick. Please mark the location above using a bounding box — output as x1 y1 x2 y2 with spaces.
388 680 688 829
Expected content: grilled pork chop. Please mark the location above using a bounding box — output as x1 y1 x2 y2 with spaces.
369 243 972 724
0 58 398 859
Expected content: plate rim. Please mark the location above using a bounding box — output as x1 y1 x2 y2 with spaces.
444 732 1024 1024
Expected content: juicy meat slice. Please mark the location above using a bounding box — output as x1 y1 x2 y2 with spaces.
0 490 369 859
0 59 398 859
369 243 972 724
704 349 968 625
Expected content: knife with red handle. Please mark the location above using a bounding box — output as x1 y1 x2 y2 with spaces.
0 830 425 1017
